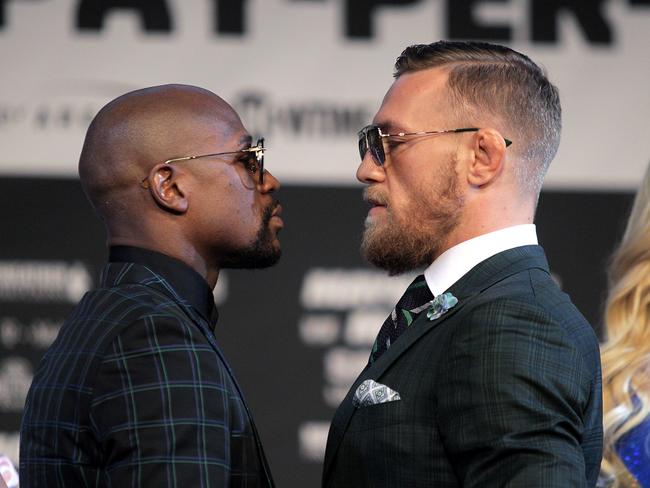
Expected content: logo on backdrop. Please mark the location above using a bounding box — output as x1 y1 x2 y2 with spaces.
233 92 371 139
2 0 649 43
0 357 32 412
0 261 92 303
0 91 371 142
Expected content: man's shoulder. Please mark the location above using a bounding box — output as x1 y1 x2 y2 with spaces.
29 281 214 401
77 280 188 323
47 281 195 359
460 265 599 366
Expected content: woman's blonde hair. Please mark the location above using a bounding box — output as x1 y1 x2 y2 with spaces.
601 163 650 487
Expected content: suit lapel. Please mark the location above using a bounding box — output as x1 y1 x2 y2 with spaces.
323 245 551 481
322 291 472 479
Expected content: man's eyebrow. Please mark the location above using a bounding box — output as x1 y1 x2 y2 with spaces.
373 120 409 134
239 134 253 148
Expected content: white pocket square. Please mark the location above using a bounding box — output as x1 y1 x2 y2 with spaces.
353 379 401 408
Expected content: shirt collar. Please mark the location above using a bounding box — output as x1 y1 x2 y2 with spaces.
108 245 218 326
424 224 538 297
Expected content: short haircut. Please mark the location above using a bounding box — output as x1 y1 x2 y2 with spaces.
394 41 561 194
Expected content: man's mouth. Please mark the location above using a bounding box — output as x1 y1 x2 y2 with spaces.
364 188 388 209
364 197 388 220
269 203 284 229
364 189 389 215
367 199 386 208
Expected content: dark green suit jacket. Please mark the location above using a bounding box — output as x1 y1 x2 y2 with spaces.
323 246 602 487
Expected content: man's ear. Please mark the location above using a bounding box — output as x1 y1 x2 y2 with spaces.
467 128 508 187
144 164 189 214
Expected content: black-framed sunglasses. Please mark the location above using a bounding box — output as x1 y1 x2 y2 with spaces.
163 138 266 185
358 125 512 166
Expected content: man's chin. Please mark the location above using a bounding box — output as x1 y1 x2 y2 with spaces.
255 242 282 268
361 236 405 276
362 249 415 276
361 229 433 276
219 232 282 270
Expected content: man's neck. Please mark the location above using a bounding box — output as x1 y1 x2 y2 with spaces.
107 236 220 289
424 224 538 297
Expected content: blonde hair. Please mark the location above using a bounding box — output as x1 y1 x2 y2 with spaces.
601 163 650 487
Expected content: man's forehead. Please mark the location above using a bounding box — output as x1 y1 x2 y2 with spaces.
154 112 250 158
192 125 251 152
373 68 451 131
194 108 249 144
215 107 251 147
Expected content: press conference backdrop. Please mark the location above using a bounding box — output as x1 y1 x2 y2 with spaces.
0 0 648 486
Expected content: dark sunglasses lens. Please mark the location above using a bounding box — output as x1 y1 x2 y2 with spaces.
358 127 384 165
256 138 264 184
358 133 368 160
367 127 384 165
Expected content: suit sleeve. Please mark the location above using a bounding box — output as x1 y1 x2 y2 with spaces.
436 298 593 488
88 314 233 487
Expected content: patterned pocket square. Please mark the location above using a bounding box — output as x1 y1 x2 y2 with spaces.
353 379 401 408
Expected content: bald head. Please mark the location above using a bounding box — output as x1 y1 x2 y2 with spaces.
79 84 242 226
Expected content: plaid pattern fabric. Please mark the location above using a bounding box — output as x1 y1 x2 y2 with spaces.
370 274 433 363
323 246 603 488
20 262 273 487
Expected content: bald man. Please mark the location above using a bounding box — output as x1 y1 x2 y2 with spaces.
19 85 281 487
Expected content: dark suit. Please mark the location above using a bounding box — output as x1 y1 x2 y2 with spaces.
20 249 273 487
323 246 602 487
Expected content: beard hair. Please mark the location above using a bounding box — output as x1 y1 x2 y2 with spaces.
361 163 463 276
221 201 282 269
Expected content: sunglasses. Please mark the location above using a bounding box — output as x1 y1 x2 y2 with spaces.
358 125 512 166
164 138 266 185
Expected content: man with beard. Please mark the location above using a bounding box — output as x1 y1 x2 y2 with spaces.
323 41 602 487
20 84 282 487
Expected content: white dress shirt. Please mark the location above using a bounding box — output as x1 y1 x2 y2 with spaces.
423 224 538 297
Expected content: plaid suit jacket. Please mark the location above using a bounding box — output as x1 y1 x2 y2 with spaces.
323 246 602 488
20 261 274 487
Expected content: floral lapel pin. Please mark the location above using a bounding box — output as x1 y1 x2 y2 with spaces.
426 292 459 321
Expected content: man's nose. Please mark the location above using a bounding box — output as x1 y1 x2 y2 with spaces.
356 151 385 184
260 170 280 193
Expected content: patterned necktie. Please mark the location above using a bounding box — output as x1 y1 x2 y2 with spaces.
369 274 434 363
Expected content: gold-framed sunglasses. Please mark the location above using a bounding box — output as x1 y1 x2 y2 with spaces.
163 138 266 185
358 125 512 166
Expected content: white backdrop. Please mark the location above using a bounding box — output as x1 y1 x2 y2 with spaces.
0 0 649 188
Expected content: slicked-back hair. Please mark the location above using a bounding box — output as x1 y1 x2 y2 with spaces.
394 41 561 194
